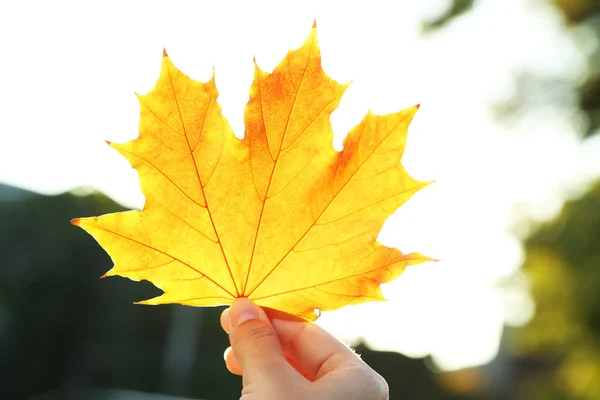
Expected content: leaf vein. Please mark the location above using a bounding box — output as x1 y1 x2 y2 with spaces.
242 36 314 295
251 257 407 301
246 112 414 297
166 64 240 296
116 147 206 209
84 224 234 298
315 186 419 227
138 97 185 137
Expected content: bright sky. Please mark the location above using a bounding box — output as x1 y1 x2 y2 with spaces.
2 0 600 370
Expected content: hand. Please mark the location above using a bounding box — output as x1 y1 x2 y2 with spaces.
220 298 389 400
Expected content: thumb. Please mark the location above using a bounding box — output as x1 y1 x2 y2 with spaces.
228 298 287 375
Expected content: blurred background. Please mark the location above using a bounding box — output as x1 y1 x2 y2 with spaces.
1 0 599 399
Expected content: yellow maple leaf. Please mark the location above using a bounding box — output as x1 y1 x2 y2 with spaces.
72 24 432 321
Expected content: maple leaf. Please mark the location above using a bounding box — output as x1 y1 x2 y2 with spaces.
72 24 432 321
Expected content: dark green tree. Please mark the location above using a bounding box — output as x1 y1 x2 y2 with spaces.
509 181 600 399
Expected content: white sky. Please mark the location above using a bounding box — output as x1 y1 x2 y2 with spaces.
1 0 600 371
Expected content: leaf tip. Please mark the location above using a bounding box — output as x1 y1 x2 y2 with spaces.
70 218 80 226
162 48 169 58
408 252 439 265
418 179 436 192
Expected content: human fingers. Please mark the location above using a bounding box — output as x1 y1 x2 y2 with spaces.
223 346 243 375
265 310 364 381
227 298 290 378
223 306 281 378
311 366 389 400
225 304 365 380
264 308 388 399
221 308 244 375
220 307 229 333
223 314 312 381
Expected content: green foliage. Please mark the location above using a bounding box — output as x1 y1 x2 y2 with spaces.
422 0 474 31
514 181 600 399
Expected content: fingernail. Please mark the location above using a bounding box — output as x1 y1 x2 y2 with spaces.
230 299 259 327
233 309 259 327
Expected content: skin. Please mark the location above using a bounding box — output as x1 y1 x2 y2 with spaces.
220 298 389 400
